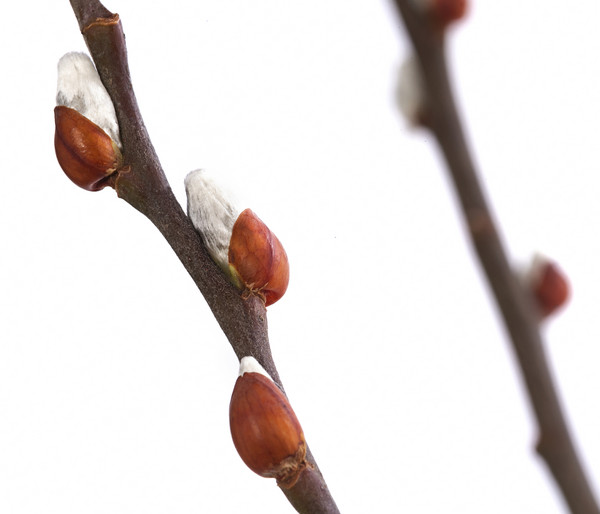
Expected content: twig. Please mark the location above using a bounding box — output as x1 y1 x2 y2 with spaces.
391 2 599 513
66 1 339 512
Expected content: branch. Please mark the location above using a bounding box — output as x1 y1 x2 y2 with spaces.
66 1 339 512
391 2 599 513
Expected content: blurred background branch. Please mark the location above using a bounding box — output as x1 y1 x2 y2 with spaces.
392 1 599 513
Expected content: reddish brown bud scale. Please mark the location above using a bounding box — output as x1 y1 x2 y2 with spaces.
228 208 289 306
532 261 570 318
54 106 123 191
229 371 307 488
431 0 468 28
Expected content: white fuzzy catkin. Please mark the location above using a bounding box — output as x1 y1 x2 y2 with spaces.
56 52 122 147
185 170 239 273
238 356 271 379
396 55 426 126
522 253 550 289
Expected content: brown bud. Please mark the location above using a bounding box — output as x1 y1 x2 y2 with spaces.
229 360 307 488
228 208 289 306
530 258 570 319
54 106 123 191
431 0 468 28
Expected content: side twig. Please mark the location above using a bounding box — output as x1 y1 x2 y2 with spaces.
66 1 339 512
391 2 599 513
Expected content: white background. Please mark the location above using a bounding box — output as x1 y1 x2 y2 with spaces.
1 1 599 513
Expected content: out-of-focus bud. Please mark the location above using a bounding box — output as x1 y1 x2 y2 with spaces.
431 0 468 28
229 357 308 489
396 55 428 127
185 170 289 306
525 254 570 319
411 0 468 29
54 52 123 191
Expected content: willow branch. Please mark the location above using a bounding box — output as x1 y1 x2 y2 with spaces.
391 2 599 513
66 1 339 512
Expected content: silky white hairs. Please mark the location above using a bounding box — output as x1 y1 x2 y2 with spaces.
56 52 122 147
184 169 239 273
396 55 426 126
238 356 271 379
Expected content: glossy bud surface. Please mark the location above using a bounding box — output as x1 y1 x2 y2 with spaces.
54 105 122 191
228 208 289 306
230 371 307 488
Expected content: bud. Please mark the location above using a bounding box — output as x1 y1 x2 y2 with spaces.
229 357 307 488
396 55 428 127
56 52 121 146
431 0 468 28
228 209 289 306
525 255 570 319
54 52 123 191
411 0 468 29
185 170 289 306
185 169 239 276
54 106 123 191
